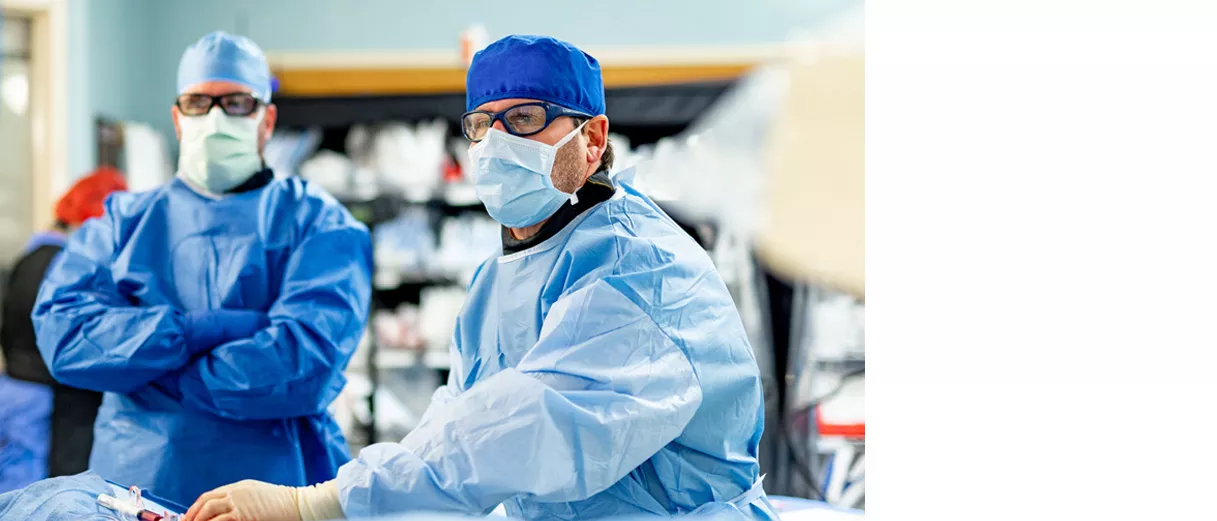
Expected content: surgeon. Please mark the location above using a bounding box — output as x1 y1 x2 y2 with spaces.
32 31 372 508
184 34 777 521
2 167 127 493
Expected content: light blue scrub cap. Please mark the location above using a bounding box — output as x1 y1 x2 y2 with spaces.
177 31 272 102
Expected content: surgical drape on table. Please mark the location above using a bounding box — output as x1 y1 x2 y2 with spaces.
32 177 372 507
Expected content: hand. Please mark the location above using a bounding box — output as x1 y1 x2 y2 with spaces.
183 479 300 521
183 310 270 354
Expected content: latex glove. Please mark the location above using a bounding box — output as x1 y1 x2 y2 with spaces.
297 481 345 521
184 479 345 521
183 310 269 355
184 480 299 521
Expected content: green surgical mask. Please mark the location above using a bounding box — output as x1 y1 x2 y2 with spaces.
178 107 263 195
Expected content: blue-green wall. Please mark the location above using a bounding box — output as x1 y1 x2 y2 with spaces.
69 0 856 180
66 0 162 180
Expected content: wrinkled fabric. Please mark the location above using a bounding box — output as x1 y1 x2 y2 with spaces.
466 35 605 116
182 309 269 355
0 472 120 521
338 182 778 521
178 31 272 102
0 472 185 521
32 177 372 507
0 375 51 494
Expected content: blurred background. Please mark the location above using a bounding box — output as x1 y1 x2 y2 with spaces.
0 0 863 512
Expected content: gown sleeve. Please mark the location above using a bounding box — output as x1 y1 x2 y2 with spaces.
335 278 703 517
167 206 373 421
33 202 194 394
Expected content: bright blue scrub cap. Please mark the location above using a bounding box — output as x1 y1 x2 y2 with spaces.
177 31 272 102
466 35 605 116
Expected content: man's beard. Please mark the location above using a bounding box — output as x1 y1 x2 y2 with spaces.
550 135 587 194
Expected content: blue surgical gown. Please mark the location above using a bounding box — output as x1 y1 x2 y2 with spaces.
337 182 778 521
0 375 51 494
31 177 372 508
0 471 186 520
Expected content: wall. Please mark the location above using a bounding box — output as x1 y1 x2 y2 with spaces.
73 0 857 178
153 0 855 50
65 0 160 181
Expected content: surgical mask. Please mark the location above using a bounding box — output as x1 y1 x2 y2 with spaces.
178 107 264 195
467 122 586 228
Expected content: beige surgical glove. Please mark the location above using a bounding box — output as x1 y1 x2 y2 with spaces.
184 479 301 521
297 480 345 521
184 479 345 521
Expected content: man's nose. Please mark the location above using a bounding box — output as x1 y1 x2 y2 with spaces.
492 120 507 132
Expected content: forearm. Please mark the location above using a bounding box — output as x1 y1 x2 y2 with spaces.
34 302 193 393
170 317 353 420
336 367 701 517
298 481 344 521
168 220 371 419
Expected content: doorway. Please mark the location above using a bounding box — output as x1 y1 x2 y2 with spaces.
1 13 35 265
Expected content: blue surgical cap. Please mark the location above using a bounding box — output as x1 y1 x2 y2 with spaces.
177 31 272 102
466 35 605 116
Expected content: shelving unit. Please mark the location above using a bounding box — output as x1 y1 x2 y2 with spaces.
773 283 866 508
339 195 468 444
376 348 450 371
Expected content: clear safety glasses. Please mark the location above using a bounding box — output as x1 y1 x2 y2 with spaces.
461 101 591 142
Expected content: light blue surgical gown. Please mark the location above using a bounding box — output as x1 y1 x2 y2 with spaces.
337 182 778 521
31 177 372 507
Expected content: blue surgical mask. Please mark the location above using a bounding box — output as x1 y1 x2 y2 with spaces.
467 122 586 228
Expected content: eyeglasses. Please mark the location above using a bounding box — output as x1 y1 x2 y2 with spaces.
461 102 591 142
175 93 261 117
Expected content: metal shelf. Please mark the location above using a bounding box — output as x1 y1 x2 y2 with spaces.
274 80 736 130
809 356 865 369
376 348 450 370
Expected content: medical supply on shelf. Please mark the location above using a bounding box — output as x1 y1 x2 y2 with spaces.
418 286 468 354
373 306 425 352
299 149 355 197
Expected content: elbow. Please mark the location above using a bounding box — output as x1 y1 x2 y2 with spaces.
47 358 143 394
37 336 88 389
39 335 153 394
279 357 347 417
273 389 334 418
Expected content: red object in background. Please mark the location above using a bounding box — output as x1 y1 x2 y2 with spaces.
442 154 463 183
55 166 128 226
815 406 865 439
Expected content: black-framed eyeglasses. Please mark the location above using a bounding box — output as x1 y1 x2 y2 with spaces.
461 101 592 142
175 92 261 117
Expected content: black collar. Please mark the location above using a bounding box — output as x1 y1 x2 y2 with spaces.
228 167 275 194
501 171 615 254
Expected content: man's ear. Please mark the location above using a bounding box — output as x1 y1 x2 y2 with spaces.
584 115 610 164
171 105 182 141
261 103 278 143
